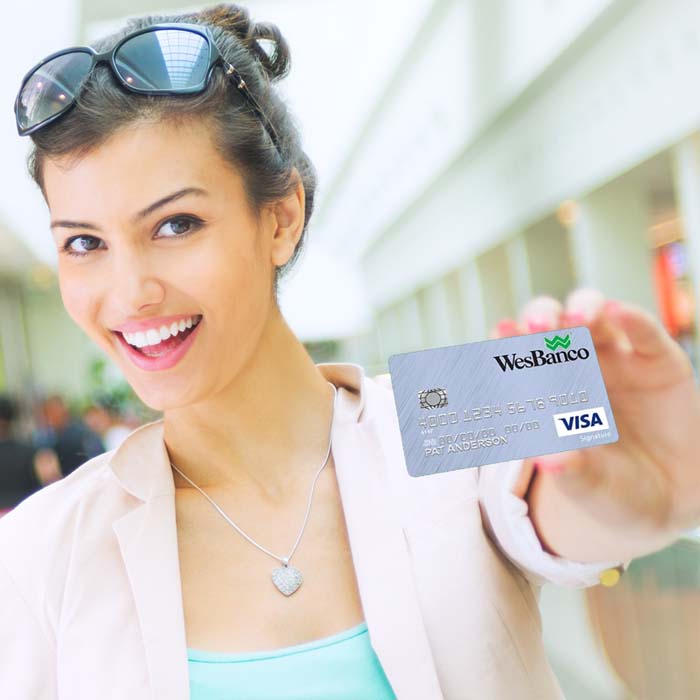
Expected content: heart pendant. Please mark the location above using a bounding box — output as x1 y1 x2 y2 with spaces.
271 563 303 596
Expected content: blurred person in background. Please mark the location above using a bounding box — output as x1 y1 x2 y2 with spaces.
29 392 58 450
25 393 71 489
40 394 105 476
82 397 133 451
0 3 698 700
0 394 41 516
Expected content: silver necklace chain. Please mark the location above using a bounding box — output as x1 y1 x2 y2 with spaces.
169 381 338 597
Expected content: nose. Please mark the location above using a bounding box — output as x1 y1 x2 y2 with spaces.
107 245 166 316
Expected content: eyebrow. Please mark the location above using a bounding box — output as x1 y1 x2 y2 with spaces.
49 187 209 231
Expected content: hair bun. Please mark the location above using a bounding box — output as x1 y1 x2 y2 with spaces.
197 3 290 82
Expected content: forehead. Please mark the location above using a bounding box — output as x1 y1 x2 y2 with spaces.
42 118 242 214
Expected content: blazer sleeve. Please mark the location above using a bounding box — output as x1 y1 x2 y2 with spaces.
477 457 632 588
0 558 58 698
370 370 631 588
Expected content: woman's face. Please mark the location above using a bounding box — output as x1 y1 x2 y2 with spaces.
43 119 301 411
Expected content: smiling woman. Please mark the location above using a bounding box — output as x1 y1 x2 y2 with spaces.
21 0 322 416
6 2 398 697
1 3 669 700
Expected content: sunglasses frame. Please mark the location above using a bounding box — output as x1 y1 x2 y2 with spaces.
14 22 282 155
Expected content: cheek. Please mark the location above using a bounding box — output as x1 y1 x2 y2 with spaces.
58 271 101 335
201 235 270 311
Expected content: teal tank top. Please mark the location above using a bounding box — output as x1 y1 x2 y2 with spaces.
187 620 397 699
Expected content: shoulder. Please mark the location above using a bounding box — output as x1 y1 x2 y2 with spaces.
0 450 117 584
0 448 113 522
362 371 396 419
0 455 116 687
369 371 392 390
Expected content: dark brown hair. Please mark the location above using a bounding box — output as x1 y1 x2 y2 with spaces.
26 2 317 302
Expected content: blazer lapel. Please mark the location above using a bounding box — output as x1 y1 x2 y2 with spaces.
107 363 444 700
111 422 190 700
329 367 445 700
113 497 190 699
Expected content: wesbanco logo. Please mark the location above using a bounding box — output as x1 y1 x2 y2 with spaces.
492 333 590 372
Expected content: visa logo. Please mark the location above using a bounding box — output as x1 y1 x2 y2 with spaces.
552 406 610 437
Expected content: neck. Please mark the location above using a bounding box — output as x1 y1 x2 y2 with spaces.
162 307 336 503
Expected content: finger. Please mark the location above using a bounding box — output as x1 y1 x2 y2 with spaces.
489 318 523 339
608 300 680 359
519 295 564 332
535 450 583 476
588 300 634 354
564 287 608 329
534 448 602 497
513 457 537 499
563 289 631 354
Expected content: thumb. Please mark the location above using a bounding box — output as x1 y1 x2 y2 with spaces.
534 448 598 498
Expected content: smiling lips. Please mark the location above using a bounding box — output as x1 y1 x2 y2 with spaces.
113 313 204 371
121 314 203 350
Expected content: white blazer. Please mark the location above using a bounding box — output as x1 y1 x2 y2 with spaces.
0 362 627 699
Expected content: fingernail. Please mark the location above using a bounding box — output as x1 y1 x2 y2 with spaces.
604 300 620 314
563 311 587 324
496 319 519 335
534 460 566 474
527 317 550 332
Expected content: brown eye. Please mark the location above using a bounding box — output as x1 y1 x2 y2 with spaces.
157 215 203 238
63 235 103 257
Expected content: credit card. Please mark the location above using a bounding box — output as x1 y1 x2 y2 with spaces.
387 326 618 477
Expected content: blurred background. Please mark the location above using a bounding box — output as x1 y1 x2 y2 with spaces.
1 0 699 698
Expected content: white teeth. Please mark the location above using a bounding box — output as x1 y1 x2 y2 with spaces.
122 315 201 348
146 328 161 345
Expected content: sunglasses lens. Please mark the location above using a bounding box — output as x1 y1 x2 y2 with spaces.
114 28 210 90
17 51 92 132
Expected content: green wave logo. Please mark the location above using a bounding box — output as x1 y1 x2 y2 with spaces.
544 333 571 351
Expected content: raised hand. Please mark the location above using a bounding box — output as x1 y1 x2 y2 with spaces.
489 287 700 560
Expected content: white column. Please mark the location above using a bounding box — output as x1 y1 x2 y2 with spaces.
417 278 461 349
376 304 404 362
570 179 656 314
457 260 487 341
506 233 533 306
397 295 426 352
0 281 32 396
475 243 517 333
523 216 576 304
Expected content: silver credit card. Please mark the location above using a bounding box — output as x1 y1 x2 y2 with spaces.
387 326 618 477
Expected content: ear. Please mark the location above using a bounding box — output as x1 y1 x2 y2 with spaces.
269 167 306 267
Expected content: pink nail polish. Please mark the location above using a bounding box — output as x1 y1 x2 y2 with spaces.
497 319 517 331
527 318 549 332
534 461 566 474
563 312 586 324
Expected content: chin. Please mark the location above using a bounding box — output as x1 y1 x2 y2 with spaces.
125 375 204 414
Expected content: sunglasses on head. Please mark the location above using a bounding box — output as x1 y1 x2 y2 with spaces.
14 22 282 156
